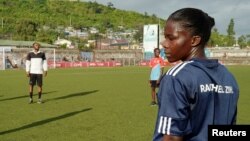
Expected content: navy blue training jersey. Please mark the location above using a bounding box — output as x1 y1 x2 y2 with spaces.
153 58 239 141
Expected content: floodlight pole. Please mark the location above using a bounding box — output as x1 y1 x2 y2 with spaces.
157 24 159 49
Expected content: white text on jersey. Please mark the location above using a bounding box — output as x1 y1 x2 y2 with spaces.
200 84 233 94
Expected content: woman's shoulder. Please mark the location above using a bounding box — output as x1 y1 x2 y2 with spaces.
165 61 195 77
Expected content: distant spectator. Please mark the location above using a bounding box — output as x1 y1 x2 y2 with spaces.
12 59 18 68
62 56 68 61
148 48 164 106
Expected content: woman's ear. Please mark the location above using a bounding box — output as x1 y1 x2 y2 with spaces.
191 35 201 47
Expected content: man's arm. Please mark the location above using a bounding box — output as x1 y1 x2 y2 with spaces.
25 54 31 77
42 53 48 77
43 61 48 77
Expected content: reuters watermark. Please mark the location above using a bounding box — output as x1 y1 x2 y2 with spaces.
208 125 250 140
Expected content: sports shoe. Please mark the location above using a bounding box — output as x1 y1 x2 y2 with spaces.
37 99 43 104
150 101 157 106
29 98 33 104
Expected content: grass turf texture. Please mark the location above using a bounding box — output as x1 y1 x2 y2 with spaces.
0 66 249 141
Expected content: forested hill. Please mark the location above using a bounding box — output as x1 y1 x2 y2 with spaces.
0 0 163 43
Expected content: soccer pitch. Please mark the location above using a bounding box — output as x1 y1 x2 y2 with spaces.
0 66 249 141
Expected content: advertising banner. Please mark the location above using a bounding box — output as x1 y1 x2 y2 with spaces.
143 24 159 53
47 61 122 68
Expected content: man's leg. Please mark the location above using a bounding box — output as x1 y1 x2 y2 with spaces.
151 87 157 105
150 80 157 106
29 85 34 103
37 86 43 104
28 74 35 104
37 74 43 104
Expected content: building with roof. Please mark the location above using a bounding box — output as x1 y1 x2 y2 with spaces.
0 40 58 48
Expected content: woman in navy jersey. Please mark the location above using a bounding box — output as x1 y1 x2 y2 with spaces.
153 8 239 141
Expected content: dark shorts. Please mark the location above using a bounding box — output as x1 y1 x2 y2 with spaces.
29 74 43 86
150 80 159 88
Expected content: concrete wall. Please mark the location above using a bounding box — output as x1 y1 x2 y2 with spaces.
207 48 250 65
93 49 144 65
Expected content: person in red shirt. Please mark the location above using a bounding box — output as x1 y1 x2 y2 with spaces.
149 48 164 106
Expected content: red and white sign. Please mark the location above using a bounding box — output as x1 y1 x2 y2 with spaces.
47 61 122 68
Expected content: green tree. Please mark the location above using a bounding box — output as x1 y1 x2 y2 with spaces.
133 26 143 43
209 28 220 47
36 29 57 44
226 19 236 46
14 19 38 41
247 35 250 47
107 2 114 8
209 28 229 47
241 35 250 47
238 35 247 48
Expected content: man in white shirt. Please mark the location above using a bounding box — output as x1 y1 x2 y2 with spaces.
26 42 48 104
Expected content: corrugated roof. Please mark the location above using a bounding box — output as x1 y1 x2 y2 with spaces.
0 40 58 48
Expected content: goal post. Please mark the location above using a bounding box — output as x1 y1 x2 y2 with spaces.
0 47 6 70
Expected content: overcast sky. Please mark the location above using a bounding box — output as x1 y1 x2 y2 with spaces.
84 0 249 37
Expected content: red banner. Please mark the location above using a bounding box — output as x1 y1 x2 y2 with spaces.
139 61 173 66
47 61 122 68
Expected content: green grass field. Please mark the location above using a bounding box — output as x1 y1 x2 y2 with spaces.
0 66 249 141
